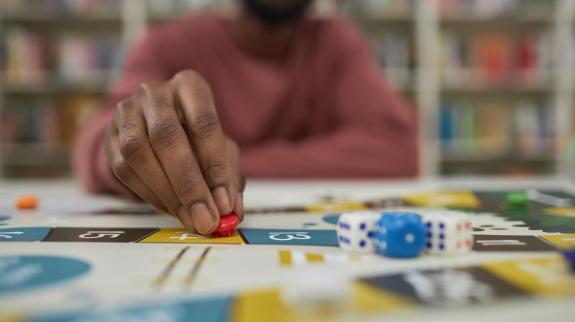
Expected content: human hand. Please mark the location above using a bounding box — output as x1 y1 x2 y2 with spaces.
104 70 244 235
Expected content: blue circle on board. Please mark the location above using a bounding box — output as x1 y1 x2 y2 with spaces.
0 255 91 296
322 214 340 225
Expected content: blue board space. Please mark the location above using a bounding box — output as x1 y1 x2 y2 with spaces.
0 255 91 296
239 228 339 247
0 227 52 242
32 295 234 322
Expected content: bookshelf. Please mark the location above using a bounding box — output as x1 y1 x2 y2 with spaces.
0 0 574 179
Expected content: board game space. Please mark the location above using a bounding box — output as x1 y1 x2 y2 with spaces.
1 186 575 322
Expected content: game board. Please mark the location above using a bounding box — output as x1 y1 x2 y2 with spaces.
1 188 575 322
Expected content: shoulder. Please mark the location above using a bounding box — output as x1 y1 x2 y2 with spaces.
306 15 369 50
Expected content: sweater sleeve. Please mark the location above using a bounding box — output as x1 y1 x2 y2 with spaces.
72 31 171 196
240 21 419 178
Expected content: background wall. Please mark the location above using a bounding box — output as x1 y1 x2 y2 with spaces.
0 0 574 179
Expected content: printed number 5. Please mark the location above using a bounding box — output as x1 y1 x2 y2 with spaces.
269 232 311 241
79 231 124 239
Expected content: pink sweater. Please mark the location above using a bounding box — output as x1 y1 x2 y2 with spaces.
73 14 418 197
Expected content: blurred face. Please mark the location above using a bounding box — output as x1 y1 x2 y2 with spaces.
241 0 314 25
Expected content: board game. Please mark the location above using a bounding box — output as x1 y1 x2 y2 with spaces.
1 186 575 322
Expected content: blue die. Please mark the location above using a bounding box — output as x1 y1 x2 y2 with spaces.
373 211 426 258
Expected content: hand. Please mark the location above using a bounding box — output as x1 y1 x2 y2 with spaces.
104 70 245 235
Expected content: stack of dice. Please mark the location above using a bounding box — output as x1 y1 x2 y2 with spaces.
337 210 473 258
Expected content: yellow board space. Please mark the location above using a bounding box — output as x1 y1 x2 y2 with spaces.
0 314 23 322
539 234 575 250
305 202 367 213
401 191 480 209
139 228 244 244
231 283 413 322
544 208 575 218
277 250 361 268
481 256 575 297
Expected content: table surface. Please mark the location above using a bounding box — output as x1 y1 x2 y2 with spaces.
1 177 575 322
1 177 574 209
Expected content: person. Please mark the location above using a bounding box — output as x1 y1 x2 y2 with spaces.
73 0 418 235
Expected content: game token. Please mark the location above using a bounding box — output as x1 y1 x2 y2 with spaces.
505 192 529 208
213 213 240 237
15 195 39 210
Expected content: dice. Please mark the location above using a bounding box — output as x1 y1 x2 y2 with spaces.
422 211 473 255
337 211 381 252
373 211 426 258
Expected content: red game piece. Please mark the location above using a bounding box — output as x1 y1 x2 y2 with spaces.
213 213 240 237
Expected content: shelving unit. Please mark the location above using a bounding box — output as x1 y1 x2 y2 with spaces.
0 0 574 179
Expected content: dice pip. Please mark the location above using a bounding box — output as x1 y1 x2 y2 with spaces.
422 211 473 255
373 211 426 258
337 211 382 252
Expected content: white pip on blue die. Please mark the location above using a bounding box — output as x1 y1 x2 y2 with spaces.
423 211 473 255
337 211 382 252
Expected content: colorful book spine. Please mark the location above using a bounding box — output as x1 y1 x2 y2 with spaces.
439 100 555 159
1 29 122 85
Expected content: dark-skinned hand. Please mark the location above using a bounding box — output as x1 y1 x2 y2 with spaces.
104 70 245 235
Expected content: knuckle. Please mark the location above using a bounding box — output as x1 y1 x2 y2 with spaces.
189 113 220 138
204 160 227 185
174 70 205 85
173 175 199 197
111 158 130 180
138 80 162 94
116 99 132 113
118 135 145 163
148 118 182 148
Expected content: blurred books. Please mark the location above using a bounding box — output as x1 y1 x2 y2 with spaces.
0 0 573 178
2 29 122 86
439 100 555 157
440 31 553 87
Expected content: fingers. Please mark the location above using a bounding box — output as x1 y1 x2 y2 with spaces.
174 71 238 216
104 125 168 213
139 80 220 234
114 98 181 215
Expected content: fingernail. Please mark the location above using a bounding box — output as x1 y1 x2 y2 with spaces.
213 186 232 214
190 203 216 234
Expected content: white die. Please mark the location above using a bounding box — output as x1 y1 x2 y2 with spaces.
337 211 381 252
422 211 473 255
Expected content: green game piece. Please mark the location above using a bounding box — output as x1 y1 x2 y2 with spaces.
506 192 529 208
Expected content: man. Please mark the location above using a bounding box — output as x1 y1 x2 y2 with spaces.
73 0 418 235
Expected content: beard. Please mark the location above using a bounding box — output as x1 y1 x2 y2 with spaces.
240 0 314 26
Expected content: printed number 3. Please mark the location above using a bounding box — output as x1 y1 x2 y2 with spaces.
269 232 311 241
